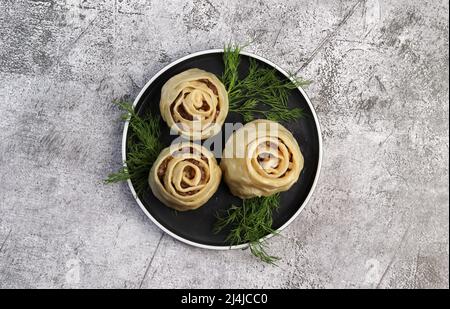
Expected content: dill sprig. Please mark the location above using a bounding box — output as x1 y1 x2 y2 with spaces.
222 46 310 123
105 100 163 196
222 44 241 95
218 46 308 262
214 194 281 264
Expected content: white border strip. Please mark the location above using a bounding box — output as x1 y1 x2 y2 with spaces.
121 49 323 250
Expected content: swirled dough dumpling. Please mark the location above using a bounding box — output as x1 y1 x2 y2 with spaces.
221 120 304 199
149 142 221 211
160 68 229 140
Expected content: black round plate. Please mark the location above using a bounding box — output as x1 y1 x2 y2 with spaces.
125 50 322 248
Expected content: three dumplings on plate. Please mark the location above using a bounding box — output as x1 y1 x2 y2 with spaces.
150 68 304 211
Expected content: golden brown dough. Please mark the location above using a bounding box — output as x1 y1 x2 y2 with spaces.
220 120 304 199
149 142 221 211
160 68 229 140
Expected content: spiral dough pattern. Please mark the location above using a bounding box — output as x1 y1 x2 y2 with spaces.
160 68 229 140
149 142 221 211
221 120 304 199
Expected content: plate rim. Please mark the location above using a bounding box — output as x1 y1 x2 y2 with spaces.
121 48 323 250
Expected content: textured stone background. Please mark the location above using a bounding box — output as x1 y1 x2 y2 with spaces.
0 0 448 289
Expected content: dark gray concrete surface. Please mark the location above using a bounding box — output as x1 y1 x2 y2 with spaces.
0 0 448 288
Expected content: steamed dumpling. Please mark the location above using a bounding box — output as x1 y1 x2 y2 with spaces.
160 68 229 140
220 120 304 199
149 142 221 211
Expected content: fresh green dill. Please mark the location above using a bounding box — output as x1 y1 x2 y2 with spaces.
106 46 306 264
222 45 310 122
105 100 163 196
214 194 281 264
222 44 241 95
217 47 309 262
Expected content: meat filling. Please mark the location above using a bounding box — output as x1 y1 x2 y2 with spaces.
200 100 210 111
186 159 207 182
157 156 173 182
177 104 193 121
177 189 200 196
170 80 222 124
198 79 218 95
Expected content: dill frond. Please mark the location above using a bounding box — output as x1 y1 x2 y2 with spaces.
105 101 163 197
222 46 310 122
214 194 281 264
